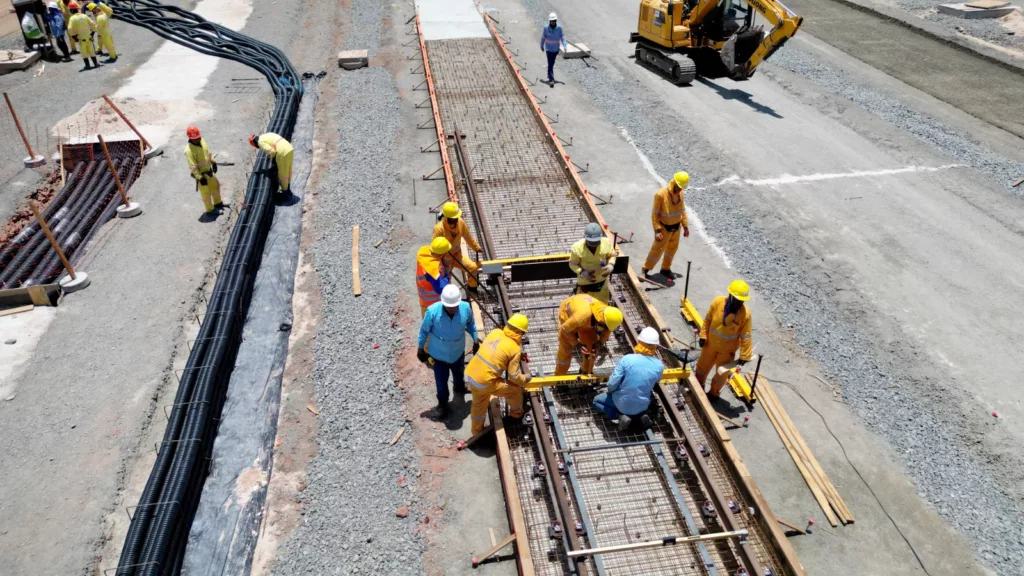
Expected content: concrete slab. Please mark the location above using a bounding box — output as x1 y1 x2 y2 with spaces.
415 0 489 40
937 3 1016 18
561 42 591 58
337 49 368 70
0 50 41 75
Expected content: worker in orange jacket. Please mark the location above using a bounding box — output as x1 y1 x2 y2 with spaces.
643 171 690 282
433 201 482 290
416 237 452 316
696 280 754 398
554 294 624 375
466 314 532 434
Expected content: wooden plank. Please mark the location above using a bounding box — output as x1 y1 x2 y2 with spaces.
471 533 517 567
0 304 33 317
27 285 50 306
0 284 60 308
490 399 534 576
352 225 361 296
1012 177 1024 188
471 300 485 332
777 518 808 535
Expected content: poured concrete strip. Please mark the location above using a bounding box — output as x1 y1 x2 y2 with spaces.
415 0 489 40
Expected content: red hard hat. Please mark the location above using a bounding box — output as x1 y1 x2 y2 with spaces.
68 1 79 8
248 134 258 147
186 125 201 139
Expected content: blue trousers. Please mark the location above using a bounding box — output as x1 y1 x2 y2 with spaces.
546 50 558 82
592 392 620 419
433 355 466 402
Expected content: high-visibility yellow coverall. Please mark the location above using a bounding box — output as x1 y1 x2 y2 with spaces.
569 237 617 303
466 327 528 434
93 12 116 58
184 138 221 212
97 2 113 16
68 13 95 58
696 296 753 397
555 294 613 375
644 182 689 273
256 133 294 192
433 218 481 288
58 1 76 52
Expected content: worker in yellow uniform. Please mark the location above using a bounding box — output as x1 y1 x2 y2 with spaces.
95 0 112 16
249 133 294 194
555 294 623 375
88 3 116 61
184 126 224 213
569 222 617 303
643 171 690 283
416 237 451 316
695 280 753 398
67 2 99 70
433 202 482 291
466 314 531 434
58 0 77 54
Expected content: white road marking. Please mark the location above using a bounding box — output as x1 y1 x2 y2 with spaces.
714 164 964 188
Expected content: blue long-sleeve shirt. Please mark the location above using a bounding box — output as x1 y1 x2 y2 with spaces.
46 8 66 37
541 23 566 53
418 301 478 364
606 353 664 416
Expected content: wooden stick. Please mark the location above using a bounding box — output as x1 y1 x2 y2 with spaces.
30 202 75 280
716 412 745 428
776 518 807 535
4 92 35 160
352 225 361 296
457 423 493 451
102 95 151 151
471 533 517 567
489 527 497 547
489 400 534 574
59 144 65 188
390 427 405 445
97 135 130 207
0 304 34 318
1013 177 1024 188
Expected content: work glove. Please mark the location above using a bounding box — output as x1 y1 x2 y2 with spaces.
199 176 208 185
655 232 664 241
699 338 707 348
472 340 480 354
683 226 690 238
417 348 429 363
212 162 218 174
601 264 614 276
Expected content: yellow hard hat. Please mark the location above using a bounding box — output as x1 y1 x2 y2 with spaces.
441 202 462 219
507 313 529 333
601 306 623 332
673 171 690 189
86 2 96 9
430 237 452 255
728 279 750 301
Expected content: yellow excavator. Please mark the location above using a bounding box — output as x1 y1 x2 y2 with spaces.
629 0 802 85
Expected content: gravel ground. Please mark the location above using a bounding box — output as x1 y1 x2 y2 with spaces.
892 0 1024 51
268 66 426 576
517 1 1024 573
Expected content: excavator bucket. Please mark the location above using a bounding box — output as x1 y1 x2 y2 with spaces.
719 34 740 77
720 26 765 80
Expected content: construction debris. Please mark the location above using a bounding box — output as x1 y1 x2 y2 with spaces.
337 49 369 70
561 42 591 58
937 2 1015 18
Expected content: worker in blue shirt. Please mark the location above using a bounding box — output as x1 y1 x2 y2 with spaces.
540 12 567 85
593 327 665 431
418 285 481 418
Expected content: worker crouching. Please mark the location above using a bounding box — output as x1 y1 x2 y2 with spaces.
466 314 532 434
696 280 753 398
418 285 480 418
433 202 482 290
569 222 616 303
593 327 664 431
416 237 451 316
184 126 223 214
249 133 294 195
643 171 690 283
555 294 624 375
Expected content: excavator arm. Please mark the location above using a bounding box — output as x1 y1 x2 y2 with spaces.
733 0 802 77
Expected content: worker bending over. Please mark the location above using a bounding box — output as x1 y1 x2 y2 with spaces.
433 202 482 291
555 294 623 375
593 327 664 431
249 133 294 194
418 285 480 418
569 222 616 303
696 280 753 398
466 314 532 434
643 171 690 282
88 3 115 60
67 2 99 70
184 126 223 213
416 237 451 316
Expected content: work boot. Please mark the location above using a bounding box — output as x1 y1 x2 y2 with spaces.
617 414 632 432
214 202 228 209
436 400 450 419
661 269 681 279
71 49 79 55
453 384 468 395
640 414 652 430
90 57 100 68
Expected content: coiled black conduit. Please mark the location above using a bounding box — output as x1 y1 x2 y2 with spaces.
107 1 302 574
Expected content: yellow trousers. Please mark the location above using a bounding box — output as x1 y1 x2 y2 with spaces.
275 149 293 191
644 228 681 272
555 331 598 376
695 348 736 398
198 175 222 213
76 34 95 58
97 31 116 58
451 251 480 288
470 382 524 434
67 32 77 52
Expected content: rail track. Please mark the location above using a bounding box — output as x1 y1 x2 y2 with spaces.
414 12 804 576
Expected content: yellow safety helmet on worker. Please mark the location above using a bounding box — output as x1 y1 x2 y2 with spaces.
430 236 452 255
598 305 623 331
506 313 529 333
673 171 689 190
728 279 750 301
441 202 462 219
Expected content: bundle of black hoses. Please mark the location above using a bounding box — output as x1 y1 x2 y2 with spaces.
106 1 302 574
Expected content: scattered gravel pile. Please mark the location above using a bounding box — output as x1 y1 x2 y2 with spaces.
766 47 1024 192
270 67 426 575
892 0 1024 51
517 2 1024 573
343 0 387 52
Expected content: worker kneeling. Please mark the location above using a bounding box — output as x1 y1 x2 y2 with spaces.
418 285 480 419
466 314 532 434
696 280 753 398
555 294 623 376
433 202 482 290
593 327 664 431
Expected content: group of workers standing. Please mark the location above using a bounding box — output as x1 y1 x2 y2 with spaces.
43 0 117 69
415 169 755 432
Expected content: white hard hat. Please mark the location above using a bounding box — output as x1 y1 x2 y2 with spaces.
441 284 462 307
638 327 660 346
48 1 58 8
549 12 557 20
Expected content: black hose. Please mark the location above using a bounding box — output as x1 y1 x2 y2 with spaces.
107 1 302 574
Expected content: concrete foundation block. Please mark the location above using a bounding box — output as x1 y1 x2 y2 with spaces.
561 43 591 59
23 155 46 168
116 202 143 218
338 49 369 70
59 272 90 293
937 3 1015 18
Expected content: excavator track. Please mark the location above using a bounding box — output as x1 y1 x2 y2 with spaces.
635 42 698 85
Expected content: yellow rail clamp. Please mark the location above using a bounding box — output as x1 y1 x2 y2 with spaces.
680 296 703 329
524 367 690 393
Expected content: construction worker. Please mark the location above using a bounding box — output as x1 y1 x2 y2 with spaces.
643 171 690 283
418 285 480 418
433 202 482 291
67 2 99 70
696 280 753 398
58 0 77 54
466 314 531 434
555 293 623 376
416 237 451 317
184 126 223 213
249 133 294 194
89 2 116 61
593 327 664 431
95 0 112 16
540 12 567 85
569 222 616 303
45 3 71 61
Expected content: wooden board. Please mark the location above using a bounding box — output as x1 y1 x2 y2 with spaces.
490 400 534 575
0 283 60 308
0 304 33 317
352 225 361 296
966 0 1009 8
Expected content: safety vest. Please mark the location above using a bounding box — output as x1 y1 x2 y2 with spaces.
569 238 616 286
699 296 753 360
465 327 527 391
433 218 481 257
651 183 687 231
415 246 448 308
